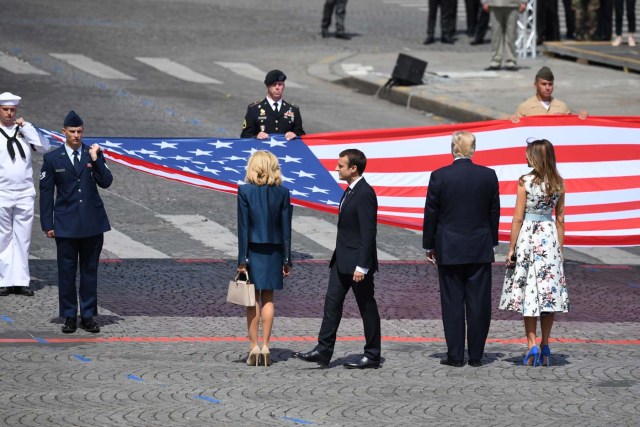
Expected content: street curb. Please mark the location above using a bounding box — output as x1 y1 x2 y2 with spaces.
333 75 510 123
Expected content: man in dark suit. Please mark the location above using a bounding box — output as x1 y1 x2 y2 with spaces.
423 131 500 367
39 111 113 334
293 149 381 369
241 69 304 141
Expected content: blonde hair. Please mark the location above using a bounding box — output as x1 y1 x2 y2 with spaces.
525 139 564 195
451 131 476 158
244 150 282 186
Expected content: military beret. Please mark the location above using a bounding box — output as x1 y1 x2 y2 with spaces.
63 110 84 127
0 92 21 106
535 66 554 81
264 69 286 86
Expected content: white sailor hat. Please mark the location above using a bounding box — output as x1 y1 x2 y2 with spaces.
0 92 21 106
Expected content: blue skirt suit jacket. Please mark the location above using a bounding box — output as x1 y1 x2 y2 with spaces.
237 183 292 290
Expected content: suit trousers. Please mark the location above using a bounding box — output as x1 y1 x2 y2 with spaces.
315 264 381 360
427 0 457 38
322 0 348 33
489 7 520 67
438 263 492 362
55 234 103 318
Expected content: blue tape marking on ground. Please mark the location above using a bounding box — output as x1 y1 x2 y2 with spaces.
282 416 313 425
628 283 640 288
195 395 221 404
127 374 143 382
0 316 14 324
73 355 91 362
34 337 48 344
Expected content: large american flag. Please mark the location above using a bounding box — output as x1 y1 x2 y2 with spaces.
40 115 640 246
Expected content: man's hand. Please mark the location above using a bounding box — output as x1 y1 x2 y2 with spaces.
45 230 55 238
284 131 297 141
88 143 102 161
256 131 269 140
578 110 589 120
15 117 25 127
426 250 436 265
352 270 365 283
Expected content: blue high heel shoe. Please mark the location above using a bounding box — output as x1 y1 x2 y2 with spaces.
539 345 551 367
522 346 540 366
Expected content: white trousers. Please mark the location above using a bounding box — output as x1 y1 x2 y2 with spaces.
0 187 35 288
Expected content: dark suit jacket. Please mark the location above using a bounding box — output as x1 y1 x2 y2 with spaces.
241 98 305 138
330 177 378 274
39 144 113 238
422 158 500 265
237 183 292 266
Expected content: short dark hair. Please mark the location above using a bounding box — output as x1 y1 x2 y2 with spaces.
339 148 367 175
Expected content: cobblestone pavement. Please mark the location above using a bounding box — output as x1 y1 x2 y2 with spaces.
1 260 639 426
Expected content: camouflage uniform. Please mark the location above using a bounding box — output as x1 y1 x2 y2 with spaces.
573 0 600 40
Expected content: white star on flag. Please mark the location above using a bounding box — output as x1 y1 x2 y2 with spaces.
154 141 178 149
291 189 309 197
292 170 316 179
262 138 287 148
280 155 301 163
203 167 220 175
305 186 329 194
138 148 157 155
102 140 122 148
208 140 233 149
224 167 241 174
171 155 192 161
189 149 212 156
226 155 246 161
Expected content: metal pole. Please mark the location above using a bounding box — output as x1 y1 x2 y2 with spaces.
516 0 537 58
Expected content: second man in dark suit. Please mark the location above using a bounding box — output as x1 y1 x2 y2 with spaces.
293 149 381 369
423 131 500 367
40 111 113 334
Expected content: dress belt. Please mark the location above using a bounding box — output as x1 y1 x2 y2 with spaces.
525 213 553 221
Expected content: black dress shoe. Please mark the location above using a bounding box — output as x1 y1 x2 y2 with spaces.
0 287 11 296
343 356 381 369
335 32 351 40
468 359 482 367
292 350 330 365
423 36 435 45
13 287 34 296
62 317 77 334
504 64 518 71
441 37 455 44
79 317 100 333
484 65 501 71
440 358 464 367
470 39 484 45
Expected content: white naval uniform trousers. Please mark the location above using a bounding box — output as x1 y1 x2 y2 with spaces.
0 123 49 288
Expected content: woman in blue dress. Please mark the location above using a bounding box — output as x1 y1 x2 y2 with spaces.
237 151 292 366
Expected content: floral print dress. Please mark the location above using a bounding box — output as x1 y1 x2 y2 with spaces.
499 175 569 316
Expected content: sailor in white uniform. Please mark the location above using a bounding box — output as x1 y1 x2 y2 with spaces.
0 92 50 296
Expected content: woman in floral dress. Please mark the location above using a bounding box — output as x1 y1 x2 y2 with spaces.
499 139 569 366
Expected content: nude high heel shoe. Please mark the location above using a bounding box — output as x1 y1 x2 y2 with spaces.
260 346 271 366
246 346 260 366
628 34 636 47
612 35 622 47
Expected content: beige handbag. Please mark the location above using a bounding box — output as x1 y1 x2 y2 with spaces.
226 271 256 307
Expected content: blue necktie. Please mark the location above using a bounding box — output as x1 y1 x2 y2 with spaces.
73 150 80 172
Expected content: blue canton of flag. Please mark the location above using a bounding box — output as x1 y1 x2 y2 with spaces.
39 130 344 211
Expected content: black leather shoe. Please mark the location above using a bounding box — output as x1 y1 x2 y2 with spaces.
0 287 11 296
423 36 435 45
335 32 351 40
321 28 328 38
79 317 100 333
441 37 455 44
468 359 482 367
440 358 464 367
292 350 330 365
343 356 381 369
504 64 518 71
62 317 77 333
484 65 501 71
470 39 484 45
13 287 34 296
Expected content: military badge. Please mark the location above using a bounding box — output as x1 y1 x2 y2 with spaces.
40 171 46 180
260 109 266 116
